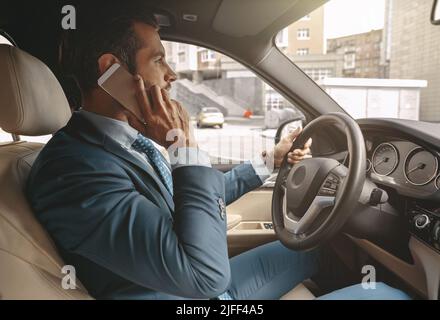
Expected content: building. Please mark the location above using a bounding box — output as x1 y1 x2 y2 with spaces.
289 53 344 81
275 6 348 82
319 78 427 120
380 0 393 78
327 29 384 78
387 0 440 122
276 7 343 82
277 6 324 56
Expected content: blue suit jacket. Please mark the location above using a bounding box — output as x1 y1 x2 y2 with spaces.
26 112 263 299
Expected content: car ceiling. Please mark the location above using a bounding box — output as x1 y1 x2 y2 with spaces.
0 0 326 73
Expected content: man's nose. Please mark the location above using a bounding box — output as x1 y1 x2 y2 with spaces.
165 64 177 83
166 70 177 83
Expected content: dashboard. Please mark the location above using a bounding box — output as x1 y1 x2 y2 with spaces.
302 117 440 290
355 118 440 200
354 118 440 254
366 139 439 198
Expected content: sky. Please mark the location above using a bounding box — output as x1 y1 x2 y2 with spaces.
323 0 386 39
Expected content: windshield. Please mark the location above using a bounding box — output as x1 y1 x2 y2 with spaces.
277 0 439 121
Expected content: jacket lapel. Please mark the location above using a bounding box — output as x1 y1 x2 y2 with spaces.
63 112 175 212
102 136 175 211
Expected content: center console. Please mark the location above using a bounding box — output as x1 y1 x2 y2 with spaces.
407 201 440 252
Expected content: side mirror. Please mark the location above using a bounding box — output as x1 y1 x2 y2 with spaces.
432 0 440 25
274 117 305 144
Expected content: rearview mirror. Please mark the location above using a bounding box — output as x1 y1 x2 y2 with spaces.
432 0 440 25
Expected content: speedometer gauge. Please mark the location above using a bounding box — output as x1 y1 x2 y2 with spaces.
435 175 440 190
372 143 399 176
404 147 438 186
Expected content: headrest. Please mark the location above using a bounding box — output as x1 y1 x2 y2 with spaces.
0 44 71 136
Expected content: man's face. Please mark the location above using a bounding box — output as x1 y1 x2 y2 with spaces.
132 22 176 91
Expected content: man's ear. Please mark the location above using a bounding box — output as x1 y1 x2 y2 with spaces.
97 54 121 75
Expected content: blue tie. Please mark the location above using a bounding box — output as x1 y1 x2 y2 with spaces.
131 133 173 195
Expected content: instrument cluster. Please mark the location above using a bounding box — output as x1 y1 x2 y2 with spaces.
366 139 440 197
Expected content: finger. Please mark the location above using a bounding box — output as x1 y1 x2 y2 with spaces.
289 153 312 161
293 146 312 156
302 147 311 155
287 157 302 164
304 138 313 149
288 152 300 159
161 88 179 122
149 85 165 113
161 88 174 110
174 100 190 122
284 127 302 142
123 108 146 133
291 149 307 157
287 155 312 162
172 101 193 140
175 102 188 127
287 154 312 164
288 152 302 161
134 75 152 120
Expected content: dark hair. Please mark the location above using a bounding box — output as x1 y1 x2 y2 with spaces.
60 1 158 95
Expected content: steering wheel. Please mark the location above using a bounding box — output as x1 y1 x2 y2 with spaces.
272 112 366 251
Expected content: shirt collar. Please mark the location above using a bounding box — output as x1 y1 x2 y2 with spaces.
77 109 138 148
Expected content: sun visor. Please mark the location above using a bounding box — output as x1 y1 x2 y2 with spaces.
212 0 299 37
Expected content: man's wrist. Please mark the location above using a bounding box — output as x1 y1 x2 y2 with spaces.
249 150 272 182
262 150 275 170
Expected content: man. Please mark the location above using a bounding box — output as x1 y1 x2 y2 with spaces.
27 3 409 300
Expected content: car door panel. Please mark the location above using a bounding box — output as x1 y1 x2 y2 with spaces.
226 188 277 257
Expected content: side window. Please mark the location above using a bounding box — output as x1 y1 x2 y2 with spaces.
163 41 304 163
0 34 53 144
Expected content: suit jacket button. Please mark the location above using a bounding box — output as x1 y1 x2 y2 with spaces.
218 198 226 220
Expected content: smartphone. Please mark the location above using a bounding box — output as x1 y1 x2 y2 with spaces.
97 63 145 122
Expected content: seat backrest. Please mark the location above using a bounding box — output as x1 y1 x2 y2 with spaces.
0 44 91 299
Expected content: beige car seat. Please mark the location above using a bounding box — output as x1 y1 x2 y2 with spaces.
0 44 91 299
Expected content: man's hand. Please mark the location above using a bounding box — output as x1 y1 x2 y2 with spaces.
272 127 312 168
125 75 196 149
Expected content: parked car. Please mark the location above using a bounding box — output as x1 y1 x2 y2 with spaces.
196 107 225 128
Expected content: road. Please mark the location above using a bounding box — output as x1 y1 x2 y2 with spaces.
194 117 275 163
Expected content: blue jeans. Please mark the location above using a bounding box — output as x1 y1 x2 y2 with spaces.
224 241 411 300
